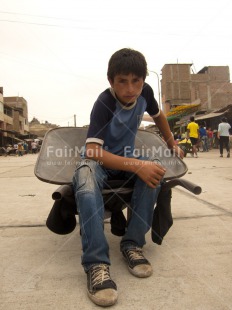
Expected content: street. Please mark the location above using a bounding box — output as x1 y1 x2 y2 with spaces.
0 151 232 310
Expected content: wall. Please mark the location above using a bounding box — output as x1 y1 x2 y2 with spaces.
161 64 232 112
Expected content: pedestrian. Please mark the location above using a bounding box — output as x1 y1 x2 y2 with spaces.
186 116 199 157
199 124 208 152
217 117 231 157
31 141 37 154
72 48 184 307
17 143 23 156
13 143 18 151
23 141 28 154
207 127 213 149
6 144 13 154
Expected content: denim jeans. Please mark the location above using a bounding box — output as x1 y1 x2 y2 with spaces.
72 158 161 272
201 136 208 152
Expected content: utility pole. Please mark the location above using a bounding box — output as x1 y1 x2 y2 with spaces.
74 114 76 127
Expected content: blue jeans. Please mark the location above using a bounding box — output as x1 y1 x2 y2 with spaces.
72 158 161 272
201 136 208 152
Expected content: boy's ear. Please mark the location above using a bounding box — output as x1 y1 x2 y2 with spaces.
108 77 114 87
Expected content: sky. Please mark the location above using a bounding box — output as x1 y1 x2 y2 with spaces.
0 0 232 127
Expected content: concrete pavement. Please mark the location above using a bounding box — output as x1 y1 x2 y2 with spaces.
0 150 232 310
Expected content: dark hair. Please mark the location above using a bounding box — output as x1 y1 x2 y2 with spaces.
221 117 227 122
107 48 147 81
190 116 195 122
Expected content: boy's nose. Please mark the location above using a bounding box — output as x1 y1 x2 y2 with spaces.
127 83 134 93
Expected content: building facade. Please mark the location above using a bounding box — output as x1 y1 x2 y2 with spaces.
0 88 30 146
29 117 58 138
161 64 232 114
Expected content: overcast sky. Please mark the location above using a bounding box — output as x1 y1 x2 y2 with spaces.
0 0 231 126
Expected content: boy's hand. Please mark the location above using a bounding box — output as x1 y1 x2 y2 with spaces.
135 161 166 188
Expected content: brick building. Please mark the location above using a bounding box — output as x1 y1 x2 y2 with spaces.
161 64 232 114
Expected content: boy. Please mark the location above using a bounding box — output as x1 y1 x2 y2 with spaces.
72 48 183 307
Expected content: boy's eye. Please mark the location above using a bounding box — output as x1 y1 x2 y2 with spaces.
118 78 141 83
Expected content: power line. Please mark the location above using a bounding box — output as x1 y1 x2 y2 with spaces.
0 10 124 32
1 17 231 39
0 19 80 28
0 10 86 22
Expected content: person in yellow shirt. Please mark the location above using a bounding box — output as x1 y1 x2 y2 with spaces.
187 116 199 157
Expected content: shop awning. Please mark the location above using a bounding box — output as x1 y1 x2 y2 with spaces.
13 137 23 142
195 112 224 120
166 104 201 121
0 129 17 134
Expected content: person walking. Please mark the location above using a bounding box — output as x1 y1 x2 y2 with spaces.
23 141 28 154
187 116 199 157
17 143 23 156
31 141 37 154
199 124 208 152
207 127 213 149
217 117 231 157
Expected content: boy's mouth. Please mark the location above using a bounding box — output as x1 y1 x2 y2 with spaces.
124 95 137 102
120 97 137 107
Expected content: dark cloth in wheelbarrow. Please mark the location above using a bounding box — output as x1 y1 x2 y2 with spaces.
46 185 173 245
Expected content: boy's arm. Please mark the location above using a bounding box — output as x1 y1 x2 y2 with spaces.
85 143 166 188
153 111 184 158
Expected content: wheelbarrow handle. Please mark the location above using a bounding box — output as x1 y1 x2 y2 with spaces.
52 178 202 201
162 178 202 195
52 184 73 200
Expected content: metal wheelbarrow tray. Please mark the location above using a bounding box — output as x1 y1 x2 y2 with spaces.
34 127 201 243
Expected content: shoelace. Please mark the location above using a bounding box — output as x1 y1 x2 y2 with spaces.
127 248 144 261
91 264 111 287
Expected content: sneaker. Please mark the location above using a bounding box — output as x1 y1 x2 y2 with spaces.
122 247 153 278
220 154 223 157
87 264 118 307
227 153 230 158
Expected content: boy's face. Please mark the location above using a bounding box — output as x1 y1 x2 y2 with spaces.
109 73 144 106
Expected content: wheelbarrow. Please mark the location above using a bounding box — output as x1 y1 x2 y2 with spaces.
177 139 193 157
34 127 201 245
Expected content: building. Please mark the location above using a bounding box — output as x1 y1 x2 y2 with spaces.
0 89 30 146
3 96 29 136
161 64 232 114
29 117 58 138
160 64 232 132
